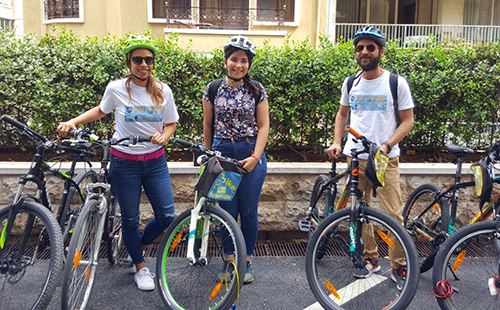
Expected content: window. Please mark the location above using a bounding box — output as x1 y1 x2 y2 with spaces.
153 0 191 19
257 0 294 22
0 18 14 31
200 0 249 30
44 0 82 21
463 0 500 26
336 0 396 24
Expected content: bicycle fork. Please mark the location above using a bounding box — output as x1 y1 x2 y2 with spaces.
187 196 210 265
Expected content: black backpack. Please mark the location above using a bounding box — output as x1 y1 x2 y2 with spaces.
346 72 400 127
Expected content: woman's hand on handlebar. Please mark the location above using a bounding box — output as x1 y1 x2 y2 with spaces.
326 143 342 159
57 121 77 137
151 132 168 146
240 157 257 173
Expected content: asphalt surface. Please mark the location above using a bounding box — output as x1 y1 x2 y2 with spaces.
25 256 439 310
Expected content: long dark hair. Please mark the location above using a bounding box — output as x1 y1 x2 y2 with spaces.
224 46 259 101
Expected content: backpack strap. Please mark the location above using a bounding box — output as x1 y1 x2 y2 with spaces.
389 73 401 127
208 78 224 106
344 75 357 134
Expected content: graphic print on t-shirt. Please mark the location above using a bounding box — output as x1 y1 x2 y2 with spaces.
350 95 388 111
124 106 165 122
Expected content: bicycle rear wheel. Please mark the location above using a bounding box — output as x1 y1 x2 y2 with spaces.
0 201 63 310
306 208 419 310
309 175 335 239
156 204 246 310
61 199 104 310
403 183 449 272
432 221 500 310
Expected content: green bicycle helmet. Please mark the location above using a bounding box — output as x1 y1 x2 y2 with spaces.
353 26 386 47
123 35 158 56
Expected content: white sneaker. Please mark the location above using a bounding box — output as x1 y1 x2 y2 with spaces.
134 267 155 291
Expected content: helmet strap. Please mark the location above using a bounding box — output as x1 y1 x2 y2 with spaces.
133 74 148 82
227 75 243 83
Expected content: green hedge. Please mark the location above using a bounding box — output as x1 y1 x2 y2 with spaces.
1 29 499 151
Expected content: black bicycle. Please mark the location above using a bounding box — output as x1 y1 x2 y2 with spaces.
432 147 500 310
403 142 500 272
0 115 97 310
305 126 419 310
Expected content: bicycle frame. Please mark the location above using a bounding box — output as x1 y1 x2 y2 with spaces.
186 194 212 265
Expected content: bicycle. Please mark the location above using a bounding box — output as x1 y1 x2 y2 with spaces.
403 142 500 272
298 156 351 239
432 148 500 310
61 132 148 310
0 115 98 310
305 126 419 310
156 138 246 310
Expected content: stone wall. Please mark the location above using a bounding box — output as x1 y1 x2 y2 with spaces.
0 162 482 233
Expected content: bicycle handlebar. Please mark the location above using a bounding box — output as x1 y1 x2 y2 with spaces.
1 114 48 142
345 125 361 139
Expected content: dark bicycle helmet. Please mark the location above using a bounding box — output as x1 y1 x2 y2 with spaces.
365 144 389 188
224 35 256 58
353 26 386 47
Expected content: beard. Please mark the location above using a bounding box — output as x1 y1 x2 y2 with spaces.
357 56 380 71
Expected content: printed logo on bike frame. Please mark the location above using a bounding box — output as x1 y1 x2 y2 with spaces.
350 95 388 111
124 106 165 122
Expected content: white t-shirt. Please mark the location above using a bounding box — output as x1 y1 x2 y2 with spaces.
100 79 179 154
340 70 414 159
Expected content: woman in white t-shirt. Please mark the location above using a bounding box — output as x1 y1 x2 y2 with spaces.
57 35 179 291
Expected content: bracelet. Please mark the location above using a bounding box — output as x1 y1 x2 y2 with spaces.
251 154 259 162
383 142 392 152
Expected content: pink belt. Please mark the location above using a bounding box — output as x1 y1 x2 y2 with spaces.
111 147 165 161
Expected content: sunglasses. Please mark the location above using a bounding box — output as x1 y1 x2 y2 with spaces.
355 44 377 53
131 56 155 65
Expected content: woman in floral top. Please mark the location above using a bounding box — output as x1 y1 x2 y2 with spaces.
202 35 270 284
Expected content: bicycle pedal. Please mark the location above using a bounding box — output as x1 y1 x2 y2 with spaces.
489 277 500 296
298 220 312 232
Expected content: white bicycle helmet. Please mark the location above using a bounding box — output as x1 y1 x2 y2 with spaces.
224 35 256 57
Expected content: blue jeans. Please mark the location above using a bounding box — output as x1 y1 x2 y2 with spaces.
212 138 267 256
109 155 175 265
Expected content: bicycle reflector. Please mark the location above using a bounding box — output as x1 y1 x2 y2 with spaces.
366 144 389 188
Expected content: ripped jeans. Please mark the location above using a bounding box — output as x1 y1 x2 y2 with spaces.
109 155 175 265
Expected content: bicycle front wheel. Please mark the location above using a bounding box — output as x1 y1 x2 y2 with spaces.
432 221 500 310
0 201 63 310
61 199 104 310
306 208 419 310
156 204 246 310
403 183 449 272
106 197 122 264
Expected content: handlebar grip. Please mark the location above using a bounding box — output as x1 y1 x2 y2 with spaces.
1 114 47 142
345 125 361 139
137 136 151 143
174 138 194 149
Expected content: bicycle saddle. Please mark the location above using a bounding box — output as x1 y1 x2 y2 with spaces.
446 145 474 157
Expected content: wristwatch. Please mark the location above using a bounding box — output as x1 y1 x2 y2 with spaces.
383 142 392 153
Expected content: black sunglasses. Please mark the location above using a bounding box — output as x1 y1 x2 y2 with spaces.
355 44 377 53
131 56 155 65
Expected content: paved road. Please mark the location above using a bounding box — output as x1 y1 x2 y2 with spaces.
33 257 437 310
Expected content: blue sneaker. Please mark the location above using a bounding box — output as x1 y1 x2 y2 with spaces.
218 260 235 280
244 261 254 284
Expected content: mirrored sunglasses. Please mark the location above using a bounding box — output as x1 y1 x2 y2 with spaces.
355 44 377 53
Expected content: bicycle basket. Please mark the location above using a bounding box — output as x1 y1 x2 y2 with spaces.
365 143 389 188
471 157 492 202
195 156 242 201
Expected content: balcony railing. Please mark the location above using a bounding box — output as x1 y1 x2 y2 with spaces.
44 0 80 20
164 6 285 31
336 23 500 47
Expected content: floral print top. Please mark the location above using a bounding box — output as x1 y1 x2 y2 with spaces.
203 79 268 139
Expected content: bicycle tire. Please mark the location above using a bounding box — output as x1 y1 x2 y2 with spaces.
156 204 246 310
309 175 334 239
403 183 450 272
61 199 104 310
105 197 122 264
0 201 64 310
432 221 500 310
61 170 98 252
306 208 419 310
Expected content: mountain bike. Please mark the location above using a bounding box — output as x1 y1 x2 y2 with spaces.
299 157 351 238
432 148 500 310
156 138 246 310
61 132 148 310
0 115 97 310
305 126 419 310
403 142 500 272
